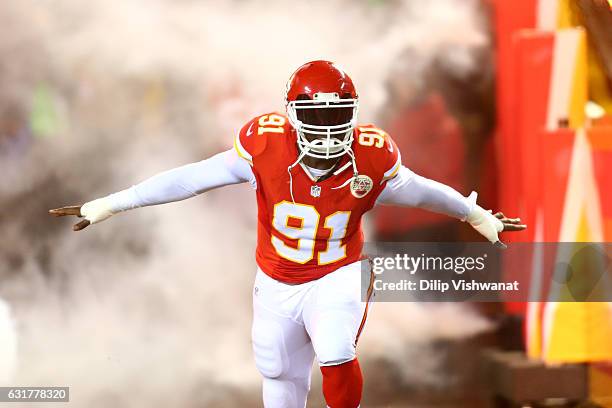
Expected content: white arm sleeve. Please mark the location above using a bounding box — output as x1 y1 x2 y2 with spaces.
376 165 474 221
105 148 255 212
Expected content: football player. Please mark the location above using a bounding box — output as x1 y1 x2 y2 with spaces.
50 60 525 408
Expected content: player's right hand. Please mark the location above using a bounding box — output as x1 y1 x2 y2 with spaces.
49 198 115 231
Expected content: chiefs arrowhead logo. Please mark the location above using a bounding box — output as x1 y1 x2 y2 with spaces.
350 175 373 198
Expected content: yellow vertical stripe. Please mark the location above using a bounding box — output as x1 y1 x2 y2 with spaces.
568 30 587 129
556 0 576 28
526 302 542 359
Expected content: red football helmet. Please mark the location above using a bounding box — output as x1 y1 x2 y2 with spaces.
285 60 359 159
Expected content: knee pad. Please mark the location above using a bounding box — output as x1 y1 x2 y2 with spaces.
317 347 356 367
308 308 361 367
314 325 356 367
320 359 363 408
252 319 287 378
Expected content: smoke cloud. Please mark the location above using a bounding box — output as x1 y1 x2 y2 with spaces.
0 0 492 406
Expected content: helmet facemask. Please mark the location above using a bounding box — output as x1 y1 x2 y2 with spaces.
287 92 359 159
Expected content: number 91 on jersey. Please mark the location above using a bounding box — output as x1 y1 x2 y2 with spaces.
271 201 350 265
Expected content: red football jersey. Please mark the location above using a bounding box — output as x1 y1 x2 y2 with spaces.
234 112 400 283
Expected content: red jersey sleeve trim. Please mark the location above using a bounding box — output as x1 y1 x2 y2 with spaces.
234 134 253 165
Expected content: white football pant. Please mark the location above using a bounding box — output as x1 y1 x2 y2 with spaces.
251 260 371 408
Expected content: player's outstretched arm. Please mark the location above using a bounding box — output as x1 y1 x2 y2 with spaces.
49 148 254 231
376 166 526 247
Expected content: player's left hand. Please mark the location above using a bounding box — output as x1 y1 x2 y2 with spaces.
466 203 527 249
492 211 527 232
490 211 526 249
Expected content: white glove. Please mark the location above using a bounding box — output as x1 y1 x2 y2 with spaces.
465 192 505 248
80 197 116 225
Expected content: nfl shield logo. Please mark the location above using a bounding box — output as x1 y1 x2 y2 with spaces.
310 185 321 198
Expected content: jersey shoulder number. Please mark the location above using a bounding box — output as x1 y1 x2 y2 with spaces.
354 124 401 182
234 112 289 165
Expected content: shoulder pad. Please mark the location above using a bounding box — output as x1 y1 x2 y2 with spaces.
353 124 401 182
234 112 290 164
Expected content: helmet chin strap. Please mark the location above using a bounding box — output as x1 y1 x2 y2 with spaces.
287 148 309 203
331 148 359 191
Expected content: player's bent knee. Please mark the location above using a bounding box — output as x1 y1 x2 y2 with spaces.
310 310 361 367
252 320 287 378
316 340 356 367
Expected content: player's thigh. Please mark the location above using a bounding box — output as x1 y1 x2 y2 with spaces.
304 260 373 366
252 272 315 379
